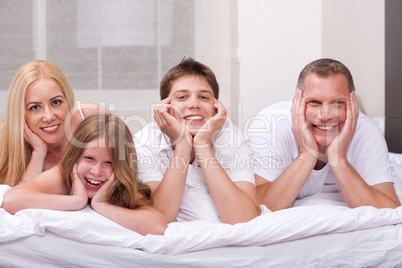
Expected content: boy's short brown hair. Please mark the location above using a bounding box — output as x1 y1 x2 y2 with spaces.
160 57 219 100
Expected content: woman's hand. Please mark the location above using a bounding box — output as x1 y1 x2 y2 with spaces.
24 121 47 155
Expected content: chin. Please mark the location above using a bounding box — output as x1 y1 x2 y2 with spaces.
313 135 333 147
86 192 96 199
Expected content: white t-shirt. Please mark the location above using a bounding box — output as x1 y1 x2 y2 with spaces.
247 101 393 200
134 121 255 222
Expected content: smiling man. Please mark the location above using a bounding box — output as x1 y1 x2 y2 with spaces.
248 58 400 211
134 57 260 224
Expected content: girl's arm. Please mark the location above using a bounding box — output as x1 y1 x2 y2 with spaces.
1 166 88 214
90 175 167 235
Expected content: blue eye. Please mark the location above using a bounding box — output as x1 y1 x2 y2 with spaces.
307 100 320 106
333 101 345 107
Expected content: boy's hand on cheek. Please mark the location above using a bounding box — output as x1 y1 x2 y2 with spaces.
155 97 193 149
193 99 226 147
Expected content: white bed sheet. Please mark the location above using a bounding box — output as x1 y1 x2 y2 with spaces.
0 153 402 267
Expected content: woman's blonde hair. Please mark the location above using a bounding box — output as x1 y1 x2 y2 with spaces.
0 60 75 186
61 114 151 209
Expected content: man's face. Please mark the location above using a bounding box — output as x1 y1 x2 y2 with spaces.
303 73 350 148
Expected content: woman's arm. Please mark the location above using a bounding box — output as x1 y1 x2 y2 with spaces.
20 122 48 184
1 166 87 214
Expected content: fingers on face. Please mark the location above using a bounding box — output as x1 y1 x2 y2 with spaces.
103 172 115 189
292 89 305 125
348 91 359 127
154 97 184 124
72 163 79 178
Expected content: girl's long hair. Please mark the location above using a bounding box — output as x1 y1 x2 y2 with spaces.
61 114 151 208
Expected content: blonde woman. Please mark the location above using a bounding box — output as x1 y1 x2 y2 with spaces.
2 114 167 235
0 60 107 186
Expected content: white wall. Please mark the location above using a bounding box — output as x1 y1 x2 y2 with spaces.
237 0 385 130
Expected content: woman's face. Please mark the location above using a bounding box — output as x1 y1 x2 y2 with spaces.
76 138 113 199
25 78 70 146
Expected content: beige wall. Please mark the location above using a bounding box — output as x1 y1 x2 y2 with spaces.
238 0 385 130
322 0 385 119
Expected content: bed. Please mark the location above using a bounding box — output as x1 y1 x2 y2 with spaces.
1 153 402 267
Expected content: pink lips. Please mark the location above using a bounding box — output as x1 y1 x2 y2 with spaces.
84 177 103 191
41 124 60 134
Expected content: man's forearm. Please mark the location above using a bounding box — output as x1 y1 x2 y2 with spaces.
331 158 400 208
257 153 316 211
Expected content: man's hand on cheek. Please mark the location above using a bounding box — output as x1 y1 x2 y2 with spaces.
327 91 359 166
292 89 319 159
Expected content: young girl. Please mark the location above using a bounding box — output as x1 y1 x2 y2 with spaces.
2 114 167 235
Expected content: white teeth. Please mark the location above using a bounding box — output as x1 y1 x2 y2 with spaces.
87 178 101 185
315 125 335 131
184 116 203 120
43 125 58 131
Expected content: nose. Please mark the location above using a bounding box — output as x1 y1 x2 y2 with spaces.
188 96 200 109
42 107 56 122
319 104 336 121
90 163 103 177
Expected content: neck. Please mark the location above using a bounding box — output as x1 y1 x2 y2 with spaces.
46 137 68 159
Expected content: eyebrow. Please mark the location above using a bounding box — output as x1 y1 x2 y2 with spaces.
172 89 213 95
26 95 65 107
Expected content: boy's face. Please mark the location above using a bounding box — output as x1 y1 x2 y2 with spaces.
169 74 215 135
303 73 350 148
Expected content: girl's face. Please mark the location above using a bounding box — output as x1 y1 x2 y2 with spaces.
25 78 70 147
76 137 113 199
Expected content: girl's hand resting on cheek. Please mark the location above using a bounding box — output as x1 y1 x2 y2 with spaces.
71 164 89 210
91 172 116 209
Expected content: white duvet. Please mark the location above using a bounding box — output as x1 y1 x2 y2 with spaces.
1 153 402 256
1 187 402 255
